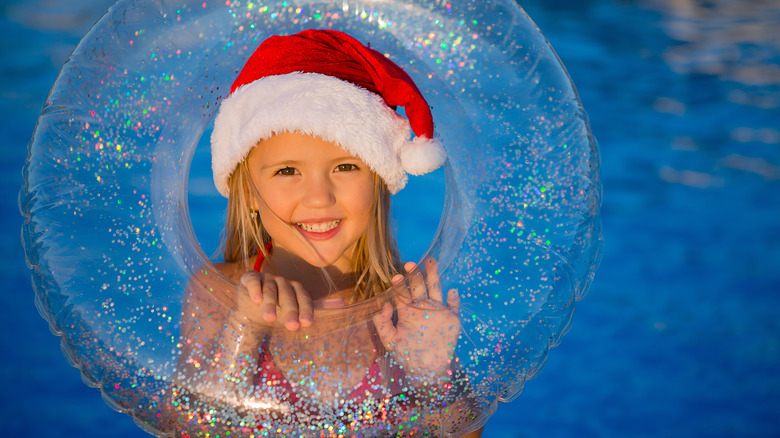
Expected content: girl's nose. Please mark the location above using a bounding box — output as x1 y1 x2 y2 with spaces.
301 176 336 208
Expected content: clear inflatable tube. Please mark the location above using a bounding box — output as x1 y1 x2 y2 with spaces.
20 0 603 436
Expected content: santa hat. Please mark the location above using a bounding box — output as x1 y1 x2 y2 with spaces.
210 29 446 196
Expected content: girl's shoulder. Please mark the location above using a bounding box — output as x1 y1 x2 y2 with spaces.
212 260 245 284
211 255 259 284
184 257 258 312
180 259 253 336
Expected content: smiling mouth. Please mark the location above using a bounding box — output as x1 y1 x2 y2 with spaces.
296 220 341 233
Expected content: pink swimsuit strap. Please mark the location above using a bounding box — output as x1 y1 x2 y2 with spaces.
253 241 273 272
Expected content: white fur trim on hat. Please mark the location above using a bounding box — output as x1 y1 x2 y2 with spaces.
400 136 447 176
210 72 446 196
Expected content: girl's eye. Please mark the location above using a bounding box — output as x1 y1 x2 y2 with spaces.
275 167 297 176
335 163 358 172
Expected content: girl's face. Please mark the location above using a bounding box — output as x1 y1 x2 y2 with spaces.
246 132 375 270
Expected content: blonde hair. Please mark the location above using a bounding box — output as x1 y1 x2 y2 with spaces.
220 158 402 303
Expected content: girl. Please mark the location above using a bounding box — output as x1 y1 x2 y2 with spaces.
175 30 482 437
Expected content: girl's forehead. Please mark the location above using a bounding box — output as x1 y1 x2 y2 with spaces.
250 131 362 162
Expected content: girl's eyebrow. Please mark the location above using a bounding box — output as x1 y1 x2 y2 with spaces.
259 155 360 170
260 160 299 170
331 155 360 162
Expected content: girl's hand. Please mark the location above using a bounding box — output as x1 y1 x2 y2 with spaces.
373 258 461 380
235 271 314 331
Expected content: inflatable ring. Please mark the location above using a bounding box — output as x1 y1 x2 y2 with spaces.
21 0 603 436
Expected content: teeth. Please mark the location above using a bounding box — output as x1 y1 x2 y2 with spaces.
297 220 340 233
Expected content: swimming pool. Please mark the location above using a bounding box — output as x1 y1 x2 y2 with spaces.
2 0 779 436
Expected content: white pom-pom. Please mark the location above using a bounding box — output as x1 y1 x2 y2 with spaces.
399 136 447 176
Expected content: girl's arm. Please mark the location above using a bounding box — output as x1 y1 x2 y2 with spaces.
173 267 264 402
373 258 460 383
374 258 486 435
174 267 315 401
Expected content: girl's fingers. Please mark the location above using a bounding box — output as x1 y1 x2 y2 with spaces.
447 289 460 314
372 302 397 348
276 280 300 330
236 272 318 330
260 278 279 322
391 274 404 285
405 262 427 301
425 258 444 303
239 271 264 303
293 282 314 327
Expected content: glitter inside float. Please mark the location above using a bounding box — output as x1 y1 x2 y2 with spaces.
20 0 603 436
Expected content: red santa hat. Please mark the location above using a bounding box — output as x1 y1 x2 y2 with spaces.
210 29 446 196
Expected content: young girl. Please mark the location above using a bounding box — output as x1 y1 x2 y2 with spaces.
174 30 483 437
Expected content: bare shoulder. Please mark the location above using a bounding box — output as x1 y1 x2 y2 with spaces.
211 260 250 284
184 262 234 306
180 261 243 340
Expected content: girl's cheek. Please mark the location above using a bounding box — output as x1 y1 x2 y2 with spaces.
353 187 374 214
258 185 297 215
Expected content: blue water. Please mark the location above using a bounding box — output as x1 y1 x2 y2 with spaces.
2 0 779 436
